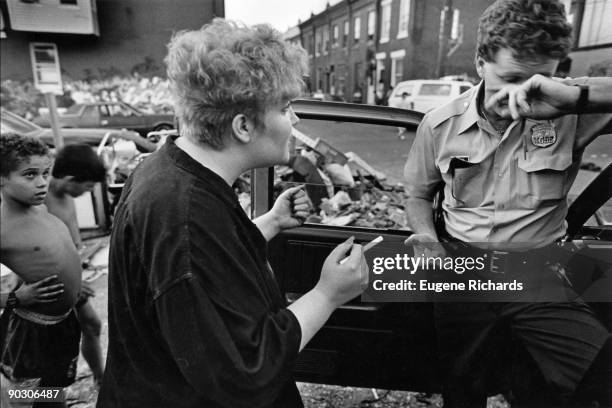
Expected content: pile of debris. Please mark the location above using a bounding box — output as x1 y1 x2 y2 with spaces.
310 184 409 229
235 128 411 230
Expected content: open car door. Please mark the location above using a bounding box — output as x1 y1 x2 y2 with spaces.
255 100 442 392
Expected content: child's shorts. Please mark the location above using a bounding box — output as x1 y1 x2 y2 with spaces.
0 308 80 387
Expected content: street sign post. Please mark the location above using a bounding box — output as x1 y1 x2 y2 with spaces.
30 42 64 148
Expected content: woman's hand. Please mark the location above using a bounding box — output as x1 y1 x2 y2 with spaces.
269 185 312 231
15 275 64 306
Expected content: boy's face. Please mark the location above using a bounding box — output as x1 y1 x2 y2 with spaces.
477 48 559 111
1 155 53 206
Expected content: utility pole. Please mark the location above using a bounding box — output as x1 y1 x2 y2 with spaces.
435 0 453 78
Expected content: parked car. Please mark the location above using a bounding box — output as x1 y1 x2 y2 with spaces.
387 79 474 113
1 107 157 152
308 92 346 102
33 101 175 137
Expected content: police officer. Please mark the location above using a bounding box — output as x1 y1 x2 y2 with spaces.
403 0 611 406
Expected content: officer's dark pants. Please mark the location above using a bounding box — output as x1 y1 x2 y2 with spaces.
435 300 610 408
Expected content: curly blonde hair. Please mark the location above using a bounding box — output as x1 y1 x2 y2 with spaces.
165 19 308 149
477 0 573 63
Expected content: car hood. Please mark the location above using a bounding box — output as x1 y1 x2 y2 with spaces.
25 127 136 146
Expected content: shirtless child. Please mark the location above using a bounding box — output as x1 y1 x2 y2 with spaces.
45 143 106 384
0 133 82 405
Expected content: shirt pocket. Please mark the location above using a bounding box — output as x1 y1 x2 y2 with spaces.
516 151 572 204
439 157 486 208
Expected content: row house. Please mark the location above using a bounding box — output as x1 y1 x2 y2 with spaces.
300 0 379 103
298 0 492 104
562 0 612 77
294 0 607 103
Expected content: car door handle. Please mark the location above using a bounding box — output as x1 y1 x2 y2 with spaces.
285 292 382 312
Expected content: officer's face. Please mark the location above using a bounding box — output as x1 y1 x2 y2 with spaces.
477 48 559 107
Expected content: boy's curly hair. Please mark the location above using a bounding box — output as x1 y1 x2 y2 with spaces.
165 18 308 149
477 0 573 62
0 133 50 177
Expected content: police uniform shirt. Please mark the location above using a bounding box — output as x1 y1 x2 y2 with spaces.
404 79 612 245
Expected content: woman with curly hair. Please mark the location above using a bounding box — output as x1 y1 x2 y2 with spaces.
97 19 367 408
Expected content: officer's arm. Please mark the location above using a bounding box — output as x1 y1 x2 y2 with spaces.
404 117 441 240
406 198 438 239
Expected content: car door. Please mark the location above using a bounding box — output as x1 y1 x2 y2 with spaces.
564 163 612 330
256 100 442 392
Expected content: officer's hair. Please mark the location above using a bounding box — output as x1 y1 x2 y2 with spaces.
0 132 50 177
476 0 572 62
52 143 106 182
165 18 308 149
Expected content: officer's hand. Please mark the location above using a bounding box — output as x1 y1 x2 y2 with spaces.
404 233 446 259
15 275 64 306
486 74 579 120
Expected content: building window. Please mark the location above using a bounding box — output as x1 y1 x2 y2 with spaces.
390 50 405 86
332 24 339 47
308 34 314 57
315 31 321 57
60 0 78 5
397 0 411 39
354 16 361 43
450 8 460 40
317 67 323 91
578 0 612 47
367 10 376 41
343 20 349 46
323 27 330 54
354 62 362 93
338 64 347 96
380 0 392 43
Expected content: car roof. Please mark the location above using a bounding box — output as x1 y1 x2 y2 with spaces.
292 99 423 128
395 79 473 87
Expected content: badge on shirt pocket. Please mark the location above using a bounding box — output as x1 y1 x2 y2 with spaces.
531 123 557 148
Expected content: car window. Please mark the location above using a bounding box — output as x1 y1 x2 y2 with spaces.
98 105 112 117
269 118 414 230
418 84 452 96
459 85 472 94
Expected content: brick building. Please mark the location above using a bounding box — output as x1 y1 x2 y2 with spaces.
298 0 492 103
295 0 609 104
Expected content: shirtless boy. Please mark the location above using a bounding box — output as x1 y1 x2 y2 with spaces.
45 143 106 384
0 133 82 404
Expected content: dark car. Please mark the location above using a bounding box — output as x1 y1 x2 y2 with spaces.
33 101 175 137
1 108 157 152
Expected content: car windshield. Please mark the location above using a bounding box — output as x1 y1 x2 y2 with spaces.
0 110 41 133
419 83 452 96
